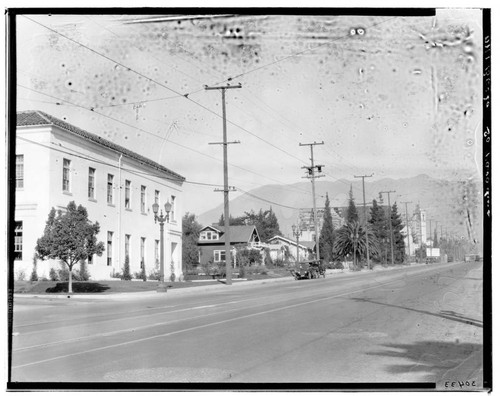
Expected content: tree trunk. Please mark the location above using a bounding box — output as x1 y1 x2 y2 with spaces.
68 265 73 294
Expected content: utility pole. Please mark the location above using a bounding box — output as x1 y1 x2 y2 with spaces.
300 141 324 261
428 219 433 245
434 221 439 247
380 190 396 265
402 201 412 261
354 173 374 269
205 83 242 285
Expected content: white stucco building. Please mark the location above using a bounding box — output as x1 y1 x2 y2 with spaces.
14 110 185 281
266 235 313 263
405 205 428 256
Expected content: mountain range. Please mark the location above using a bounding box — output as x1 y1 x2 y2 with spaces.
198 174 483 244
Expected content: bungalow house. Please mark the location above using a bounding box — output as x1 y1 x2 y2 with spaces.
266 235 314 263
198 224 261 267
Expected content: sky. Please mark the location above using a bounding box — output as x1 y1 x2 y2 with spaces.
15 9 484 215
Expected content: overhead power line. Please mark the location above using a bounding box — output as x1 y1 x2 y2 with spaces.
236 187 301 210
17 136 224 189
202 16 398 87
21 15 308 167
17 84 308 193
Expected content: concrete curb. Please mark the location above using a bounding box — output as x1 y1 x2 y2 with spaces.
13 261 437 302
13 274 297 301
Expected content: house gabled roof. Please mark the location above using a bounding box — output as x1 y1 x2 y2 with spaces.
17 110 185 182
200 225 221 234
198 225 260 245
267 235 311 250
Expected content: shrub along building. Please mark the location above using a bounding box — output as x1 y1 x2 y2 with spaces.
197 224 261 268
14 110 185 281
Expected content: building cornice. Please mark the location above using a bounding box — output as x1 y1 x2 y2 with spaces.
17 110 185 183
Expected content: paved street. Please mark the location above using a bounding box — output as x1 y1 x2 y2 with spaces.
11 262 483 388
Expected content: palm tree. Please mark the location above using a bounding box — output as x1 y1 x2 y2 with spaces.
333 221 379 269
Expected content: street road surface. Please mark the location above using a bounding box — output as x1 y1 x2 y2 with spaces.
11 261 483 389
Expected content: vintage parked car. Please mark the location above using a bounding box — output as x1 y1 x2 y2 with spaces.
289 260 326 280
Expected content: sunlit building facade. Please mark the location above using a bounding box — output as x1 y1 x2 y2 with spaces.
14 110 185 281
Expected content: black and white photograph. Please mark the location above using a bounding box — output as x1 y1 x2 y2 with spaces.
7 7 490 391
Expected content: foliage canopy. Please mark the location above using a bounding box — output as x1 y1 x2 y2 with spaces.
35 201 105 292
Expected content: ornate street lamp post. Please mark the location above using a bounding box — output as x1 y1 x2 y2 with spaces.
152 200 172 293
292 224 303 265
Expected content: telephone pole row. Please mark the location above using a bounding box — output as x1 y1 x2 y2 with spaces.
300 141 324 261
354 173 374 269
205 83 242 286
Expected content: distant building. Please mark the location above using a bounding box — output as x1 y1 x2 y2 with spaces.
298 207 343 242
407 205 427 255
15 110 185 280
197 225 261 267
266 235 313 262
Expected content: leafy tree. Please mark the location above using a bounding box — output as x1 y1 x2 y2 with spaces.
49 267 58 281
30 253 39 282
35 202 105 293
218 214 246 226
332 221 379 269
263 248 273 267
235 246 262 267
220 208 282 241
346 185 358 223
261 207 282 241
390 202 406 263
433 228 439 248
368 199 388 263
319 193 335 263
140 261 147 281
244 208 282 241
415 246 427 262
182 212 203 271
79 259 90 281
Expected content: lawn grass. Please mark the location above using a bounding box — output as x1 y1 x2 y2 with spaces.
13 267 292 294
14 279 222 294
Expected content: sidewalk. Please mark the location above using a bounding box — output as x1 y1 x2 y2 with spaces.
13 261 434 302
13 273 296 301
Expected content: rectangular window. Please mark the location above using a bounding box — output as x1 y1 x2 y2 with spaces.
107 174 114 204
155 190 160 205
88 167 96 199
214 250 226 263
140 237 145 268
14 221 23 260
201 231 217 241
107 231 113 266
62 158 71 192
154 240 159 266
16 155 24 188
141 185 146 213
88 255 93 265
171 195 176 221
125 180 131 209
125 234 131 259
